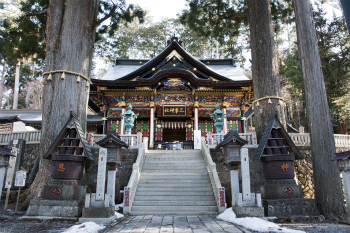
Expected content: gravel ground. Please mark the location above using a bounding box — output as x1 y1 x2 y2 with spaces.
1 201 350 233
280 222 350 233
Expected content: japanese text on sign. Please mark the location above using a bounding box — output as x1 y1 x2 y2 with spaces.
163 106 186 117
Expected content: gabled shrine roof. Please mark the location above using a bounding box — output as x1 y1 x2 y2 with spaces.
92 37 251 86
255 113 303 160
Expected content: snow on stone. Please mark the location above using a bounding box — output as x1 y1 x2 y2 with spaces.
115 202 124 211
115 212 124 219
217 208 305 233
61 222 105 233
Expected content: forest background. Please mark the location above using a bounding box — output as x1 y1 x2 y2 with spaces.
0 0 349 134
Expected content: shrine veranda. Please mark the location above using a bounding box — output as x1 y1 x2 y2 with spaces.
89 37 254 148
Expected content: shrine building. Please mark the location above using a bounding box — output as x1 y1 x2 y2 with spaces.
89 37 254 148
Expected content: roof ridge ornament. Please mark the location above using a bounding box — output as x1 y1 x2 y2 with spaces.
166 50 183 61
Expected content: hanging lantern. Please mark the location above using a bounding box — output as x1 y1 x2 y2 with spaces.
61 72 65 80
76 76 81 83
47 73 52 81
268 98 272 104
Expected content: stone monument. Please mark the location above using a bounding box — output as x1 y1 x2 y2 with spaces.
79 131 129 223
216 130 264 217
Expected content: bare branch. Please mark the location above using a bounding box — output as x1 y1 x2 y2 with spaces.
26 10 47 17
96 5 118 26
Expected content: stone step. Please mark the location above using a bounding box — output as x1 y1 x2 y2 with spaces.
143 164 206 169
143 160 206 165
142 169 207 173
136 186 213 192
129 210 219 215
143 161 207 168
132 200 217 206
137 183 212 188
140 176 210 181
146 150 201 155
133 195 216 201
145 155 203 161
131 205 218 212
138 179 210 184
134 191 215 196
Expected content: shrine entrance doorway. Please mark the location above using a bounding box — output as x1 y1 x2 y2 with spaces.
163 128 186 141
161 121 187 142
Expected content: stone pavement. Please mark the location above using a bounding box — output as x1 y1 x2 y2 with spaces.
106 215 250 233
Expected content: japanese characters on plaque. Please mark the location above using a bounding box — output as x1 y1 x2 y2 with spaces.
163 105 186 117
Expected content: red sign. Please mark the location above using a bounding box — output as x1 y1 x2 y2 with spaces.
283 187 294 197
52 187 63 198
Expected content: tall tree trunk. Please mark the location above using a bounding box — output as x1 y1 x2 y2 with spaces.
337 120 348 135
27 0 98 200
293 0 347 220
247 0 285 140
0 63 6 109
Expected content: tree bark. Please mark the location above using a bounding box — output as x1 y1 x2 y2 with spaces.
247 0 285 141
27 0 99 200
0 63 6 109
337 120 348 135
293 0 347 220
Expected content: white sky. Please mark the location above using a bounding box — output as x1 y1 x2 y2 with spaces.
126 0 188 22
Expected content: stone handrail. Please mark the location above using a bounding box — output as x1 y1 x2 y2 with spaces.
289 133 350 148
201 137 226 213
208 132 258 148
86 132 142 148
0 130 41 145
123 137 148 214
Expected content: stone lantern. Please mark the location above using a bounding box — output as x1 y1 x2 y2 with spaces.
255 113 319 217
333 151 350 218
210 104 226 134
216 130 264 217
122 104 138 134
25 112 94 219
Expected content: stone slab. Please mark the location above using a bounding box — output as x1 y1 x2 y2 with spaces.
25 198 82 217
263 198 320 217
82 206 115 218
79 215 117 224
232 206 264 217
260 184 302 199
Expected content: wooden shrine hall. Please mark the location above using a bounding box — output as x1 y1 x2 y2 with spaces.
89 37 254 149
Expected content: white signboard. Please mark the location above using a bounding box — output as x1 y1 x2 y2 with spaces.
194 130 201 150
15 171 26 187
4 148 17 188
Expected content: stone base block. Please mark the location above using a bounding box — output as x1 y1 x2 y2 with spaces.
232 206 264 217
79 215 117 224
82 206 115 218
25 199 82 217
260 184 302 199
263 198 320 217
41 185 86 205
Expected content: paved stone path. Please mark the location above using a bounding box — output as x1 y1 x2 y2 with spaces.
106 215 250 233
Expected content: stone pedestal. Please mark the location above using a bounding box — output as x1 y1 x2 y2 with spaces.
263 199 319 217
261 183 302 199
24 184 86 220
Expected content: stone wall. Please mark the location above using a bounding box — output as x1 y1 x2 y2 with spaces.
294 148 315 199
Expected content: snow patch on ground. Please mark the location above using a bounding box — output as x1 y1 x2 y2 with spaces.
115 212 124 219
61 222 105 233
217 208 305 233
115 203 124 211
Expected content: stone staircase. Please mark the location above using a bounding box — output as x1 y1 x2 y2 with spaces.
130 150 218 215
